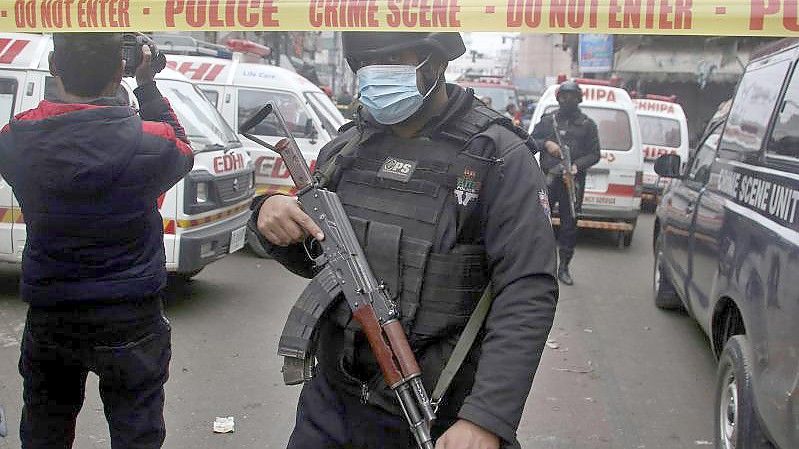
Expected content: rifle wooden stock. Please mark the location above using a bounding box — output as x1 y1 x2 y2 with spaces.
352 305 404 388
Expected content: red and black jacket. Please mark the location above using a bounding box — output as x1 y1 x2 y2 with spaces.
0 82 194 307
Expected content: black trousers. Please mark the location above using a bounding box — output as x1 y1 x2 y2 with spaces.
286 372 415 449
19 299 171 449
548 177 577 256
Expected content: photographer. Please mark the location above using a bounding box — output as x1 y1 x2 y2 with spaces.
0 33 193 449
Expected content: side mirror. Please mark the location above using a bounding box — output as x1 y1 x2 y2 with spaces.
305 118 319 143
305 118 317 137
654 154 682 178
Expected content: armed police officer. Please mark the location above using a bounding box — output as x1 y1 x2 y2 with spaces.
252 32 557 449
531 80 601 286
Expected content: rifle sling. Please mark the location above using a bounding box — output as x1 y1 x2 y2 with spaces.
431 286 494 408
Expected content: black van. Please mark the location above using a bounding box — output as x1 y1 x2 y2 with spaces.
652 41 799 449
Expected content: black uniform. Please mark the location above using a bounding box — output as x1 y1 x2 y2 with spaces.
252 85 558 448
531 109 601 258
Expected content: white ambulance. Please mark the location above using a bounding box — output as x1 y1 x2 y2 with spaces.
530 77 644 248
633 95 689 206
157 40 347 198
157 38 346 256
0 33 256 278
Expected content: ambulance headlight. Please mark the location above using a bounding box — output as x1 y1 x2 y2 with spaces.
196 182 209 203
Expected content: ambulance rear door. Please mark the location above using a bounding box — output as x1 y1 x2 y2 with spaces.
580 103 642 214
635 99 689 194
575 85 643 216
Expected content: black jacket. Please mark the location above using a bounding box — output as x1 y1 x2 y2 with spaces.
0 83 194 306
252 85 557 446
532 109 601 179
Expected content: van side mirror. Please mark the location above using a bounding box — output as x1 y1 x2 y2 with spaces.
304 118 315 136
305 118 319 143
654 154 682 178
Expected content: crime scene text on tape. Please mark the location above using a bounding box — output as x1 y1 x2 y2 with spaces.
1 0 799 36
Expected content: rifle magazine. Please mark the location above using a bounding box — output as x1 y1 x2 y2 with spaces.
277 266 342 385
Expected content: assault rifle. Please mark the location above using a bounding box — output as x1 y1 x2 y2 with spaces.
240 104 436 449
551 115 577 218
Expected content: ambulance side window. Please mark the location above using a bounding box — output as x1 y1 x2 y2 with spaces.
767 65 799 161
238 89 312 138
0 78 18 125
201 89 219 107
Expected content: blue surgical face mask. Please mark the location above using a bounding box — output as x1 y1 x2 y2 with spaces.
357 57 437 125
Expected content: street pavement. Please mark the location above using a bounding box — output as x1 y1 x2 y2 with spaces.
0 214 718 449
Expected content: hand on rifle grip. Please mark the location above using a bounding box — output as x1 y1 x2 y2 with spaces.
544 141 562 158
257 195 324 247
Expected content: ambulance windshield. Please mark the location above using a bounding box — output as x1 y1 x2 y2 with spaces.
639 115 681 148
470 86 517 110
156 79 240 151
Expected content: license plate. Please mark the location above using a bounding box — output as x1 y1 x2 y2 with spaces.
229 227 247 254
584 173 608 192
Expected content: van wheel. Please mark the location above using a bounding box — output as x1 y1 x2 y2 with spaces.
715 336 771 449
653 236 682 310
616 230 634 249
623 229 634 247
247 227 272 259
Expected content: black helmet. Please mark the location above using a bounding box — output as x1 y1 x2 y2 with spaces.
342 32 465 72
556 80 583 102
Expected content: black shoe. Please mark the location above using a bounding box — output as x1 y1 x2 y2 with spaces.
558 266 574 285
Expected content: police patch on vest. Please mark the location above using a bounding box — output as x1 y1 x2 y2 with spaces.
455 168 481 206
378 157 417 183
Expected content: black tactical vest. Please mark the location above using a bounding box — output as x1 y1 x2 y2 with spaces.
315 103 532 414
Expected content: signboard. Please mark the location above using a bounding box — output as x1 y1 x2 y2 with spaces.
579 34 614 74
2 0 799 35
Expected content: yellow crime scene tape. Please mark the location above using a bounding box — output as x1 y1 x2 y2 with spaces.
1 0 799 36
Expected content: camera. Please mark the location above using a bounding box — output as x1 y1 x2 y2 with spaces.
121 33 167 78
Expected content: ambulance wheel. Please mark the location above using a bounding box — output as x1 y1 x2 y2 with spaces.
715 336 772 449
247 227 272 259
623 230 634 248
616 230 633 249
653 235 682 310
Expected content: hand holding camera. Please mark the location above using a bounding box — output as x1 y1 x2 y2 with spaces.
121 33 166 85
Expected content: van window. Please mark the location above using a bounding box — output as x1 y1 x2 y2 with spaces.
307 91 345 126
546 105 633 151
305 92 339 136
719 59 792 158
238 89 312 138
159 79 238 149
201 89 219 107
767 65 799 160
0 78 18 124
687 127 722 186
639 115 681 148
